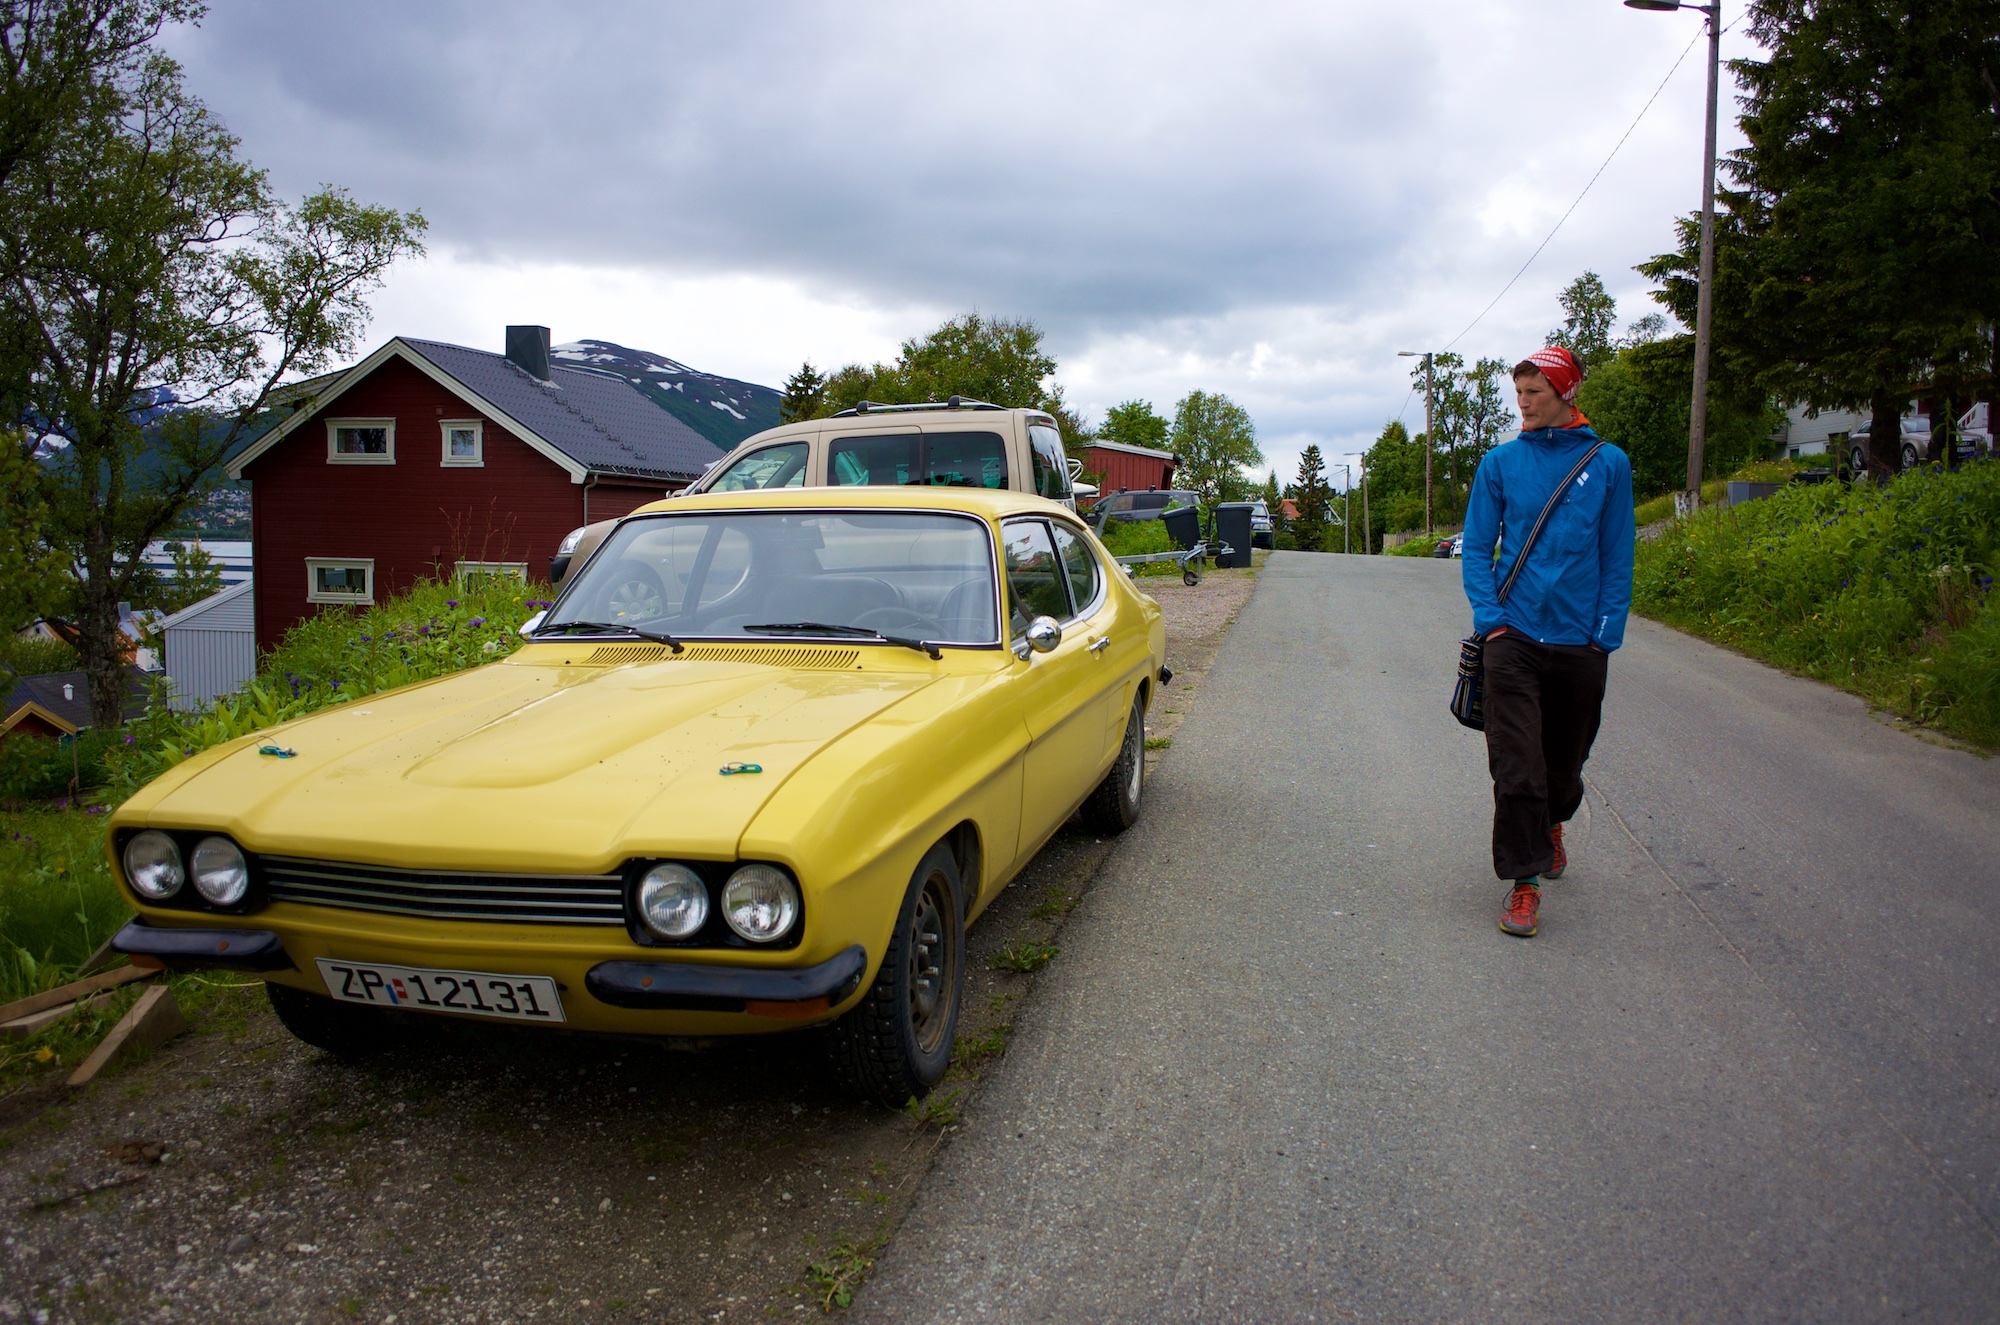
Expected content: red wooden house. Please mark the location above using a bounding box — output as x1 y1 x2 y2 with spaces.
1082 439 1177 497
229 327 725 651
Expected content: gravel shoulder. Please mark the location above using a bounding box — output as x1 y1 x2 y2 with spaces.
0 563 1263 1325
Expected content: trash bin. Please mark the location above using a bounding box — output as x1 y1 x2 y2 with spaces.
1213 502 1256 568
1160 504 1201 552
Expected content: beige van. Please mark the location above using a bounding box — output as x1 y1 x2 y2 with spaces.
548 399 1077 587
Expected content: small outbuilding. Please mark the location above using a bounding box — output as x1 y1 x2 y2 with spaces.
160 578 257 711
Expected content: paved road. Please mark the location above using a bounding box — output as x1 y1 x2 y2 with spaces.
858 551 2000 1323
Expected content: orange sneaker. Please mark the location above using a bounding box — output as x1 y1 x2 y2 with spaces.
1544 823 1567 880
1499 882 1540 937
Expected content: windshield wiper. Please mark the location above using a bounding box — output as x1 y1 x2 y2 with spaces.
743 621 942 660
532 620 685 653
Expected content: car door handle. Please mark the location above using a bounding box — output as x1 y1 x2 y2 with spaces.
1088 636 1111 654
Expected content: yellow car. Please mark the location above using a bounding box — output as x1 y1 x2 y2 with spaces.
107 487 1167 1103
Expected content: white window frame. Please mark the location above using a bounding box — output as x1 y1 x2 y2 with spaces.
440 419 484 467
306 558 375 605
327 418 396 464
454 560 529 586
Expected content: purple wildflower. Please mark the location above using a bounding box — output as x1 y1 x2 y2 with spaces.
467 617 485 628
447 600 460 609
418 625 431 635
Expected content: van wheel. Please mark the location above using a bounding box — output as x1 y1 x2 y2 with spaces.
267 982 394 1058
831 843 964 1106
1080 692 1146 835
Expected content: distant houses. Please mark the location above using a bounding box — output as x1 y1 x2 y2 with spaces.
1082 439 1177 500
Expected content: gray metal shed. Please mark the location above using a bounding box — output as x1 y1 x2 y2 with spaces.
161 578 256 710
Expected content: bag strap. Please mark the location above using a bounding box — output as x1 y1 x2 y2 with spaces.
1495 441 1606 605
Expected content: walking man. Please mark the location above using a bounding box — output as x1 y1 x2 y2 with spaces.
1461 346 1635 937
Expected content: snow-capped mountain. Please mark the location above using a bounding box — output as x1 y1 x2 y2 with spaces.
551 340 781 450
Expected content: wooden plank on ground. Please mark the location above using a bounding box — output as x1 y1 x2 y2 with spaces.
0 964 153 1027
0 996 96 1041
66 985 185 1088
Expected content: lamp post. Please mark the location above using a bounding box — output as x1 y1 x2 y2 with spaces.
1399 350 1436 533
1626 0 1722 516
1338 463 1354 554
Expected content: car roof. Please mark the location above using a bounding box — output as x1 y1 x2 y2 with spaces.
630 484 1079 523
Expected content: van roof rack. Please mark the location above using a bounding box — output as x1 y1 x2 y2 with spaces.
833 396 1006 417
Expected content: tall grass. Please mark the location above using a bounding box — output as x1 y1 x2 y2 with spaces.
1634 458 2000 747
0 807 126 1003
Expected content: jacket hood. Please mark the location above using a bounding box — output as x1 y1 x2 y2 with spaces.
134 655 942 873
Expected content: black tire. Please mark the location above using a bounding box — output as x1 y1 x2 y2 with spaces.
266 981 395 1058
1182 569 1199 586
831 843 965 1106
1850 444 1867 473
1903 442 1921 470
1080 692 1146 835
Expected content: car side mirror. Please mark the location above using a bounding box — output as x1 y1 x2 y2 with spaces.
1025 616 1062 654
519 610 546 638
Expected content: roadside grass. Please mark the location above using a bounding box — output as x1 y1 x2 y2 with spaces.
805 1219 892 1312
1634 457 1999 748
0 807 125 1004
988 940 1058 974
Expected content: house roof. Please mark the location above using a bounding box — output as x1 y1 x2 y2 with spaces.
2 668 151 728
1 700 78 739
1085 438 1177 462
159 577 255 630
228 337 726 485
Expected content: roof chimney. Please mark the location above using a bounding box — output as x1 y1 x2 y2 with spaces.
505 325 552 381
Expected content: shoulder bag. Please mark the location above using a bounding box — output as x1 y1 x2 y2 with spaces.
1450 441 1606 731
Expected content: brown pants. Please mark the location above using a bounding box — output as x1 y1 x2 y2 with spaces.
1483 632 1608 880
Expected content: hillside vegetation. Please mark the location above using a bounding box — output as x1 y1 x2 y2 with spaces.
1634 461 1999 748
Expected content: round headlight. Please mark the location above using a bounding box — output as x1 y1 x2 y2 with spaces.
191 836 250 907
720 864 799 943
637 863 708 940
123 830 184 900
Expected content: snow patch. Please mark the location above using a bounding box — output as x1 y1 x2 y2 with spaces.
708 400 747 420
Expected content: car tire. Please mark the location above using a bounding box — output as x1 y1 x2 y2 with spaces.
1079 692 1146 836
266 981 395 1058
830 842 964 1107
1903 442 1922 469
1850 444 1868 473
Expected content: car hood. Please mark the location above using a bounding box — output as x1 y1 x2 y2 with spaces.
137 656 942 873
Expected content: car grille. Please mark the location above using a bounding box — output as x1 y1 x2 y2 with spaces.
261 856 627 926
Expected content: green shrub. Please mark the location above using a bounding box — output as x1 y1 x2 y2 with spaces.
1097 518 1177 559
1387 535 1447 558
1 635 81 678
1634 458 2000 747
0 726 123 804
0 806 126 1003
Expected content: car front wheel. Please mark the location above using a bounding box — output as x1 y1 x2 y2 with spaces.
830 843 965 1106
1080 691 1147 835
1903 442 1922 469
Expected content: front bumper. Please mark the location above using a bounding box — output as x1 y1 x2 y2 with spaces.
112 919 294 971
587 944 867 1017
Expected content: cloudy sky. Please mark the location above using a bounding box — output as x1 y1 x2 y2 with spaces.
163 1 1760 488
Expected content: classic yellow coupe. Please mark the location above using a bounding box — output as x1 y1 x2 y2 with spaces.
107 487 1166 1102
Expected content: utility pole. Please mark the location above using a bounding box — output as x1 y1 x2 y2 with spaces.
1398 349 1437 533
1339 463 1353 554
1627 0 1722 516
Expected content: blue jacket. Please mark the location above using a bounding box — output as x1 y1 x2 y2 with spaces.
1461 423 1635 650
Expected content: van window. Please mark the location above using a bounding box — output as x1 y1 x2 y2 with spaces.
922 431 1008 488
710 441 809 491
830 434 921 486
1028 424 1070 501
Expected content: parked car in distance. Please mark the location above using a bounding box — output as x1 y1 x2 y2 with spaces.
1842 415 1988 470
1250 501 1274 549
550 399 1077 588
110 485 1167 1106
1086 488 1201 532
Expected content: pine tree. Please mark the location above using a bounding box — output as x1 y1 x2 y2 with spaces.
778 361 827 423
1291 445 1333 553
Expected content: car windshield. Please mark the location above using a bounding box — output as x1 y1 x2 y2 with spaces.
544 509 1000 646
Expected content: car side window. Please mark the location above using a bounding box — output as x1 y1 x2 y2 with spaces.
1001 519 1069 641
1028 425 1070 501
710 442 808 492
1050 522 1099 618
830 434 920 486
922 430 1008 489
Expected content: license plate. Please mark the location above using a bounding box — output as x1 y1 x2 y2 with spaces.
316 959 565 1024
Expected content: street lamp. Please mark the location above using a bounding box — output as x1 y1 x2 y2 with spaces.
1626 0 1722 516
1398 350 1436 533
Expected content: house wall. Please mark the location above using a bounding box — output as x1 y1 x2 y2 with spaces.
1086 446 1176 496
243 356 677 652
163 582 257 710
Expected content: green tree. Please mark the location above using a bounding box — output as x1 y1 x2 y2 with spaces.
1643 0 2000 473
819 312 1092 460
1545 270 1619 372
1289 445 1332 552
777 360 826 424
1577 344 1785 497
1169 390 1260 509
1359 419 1426 545
3 47 425 725
1098 399 1170 451
0 434 64 634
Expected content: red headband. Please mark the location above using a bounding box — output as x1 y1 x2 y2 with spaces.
1526 347 1583 401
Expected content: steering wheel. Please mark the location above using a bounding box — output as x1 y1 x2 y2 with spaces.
850 606 927 632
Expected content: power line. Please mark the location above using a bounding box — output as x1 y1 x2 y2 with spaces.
1439 26 1707 355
